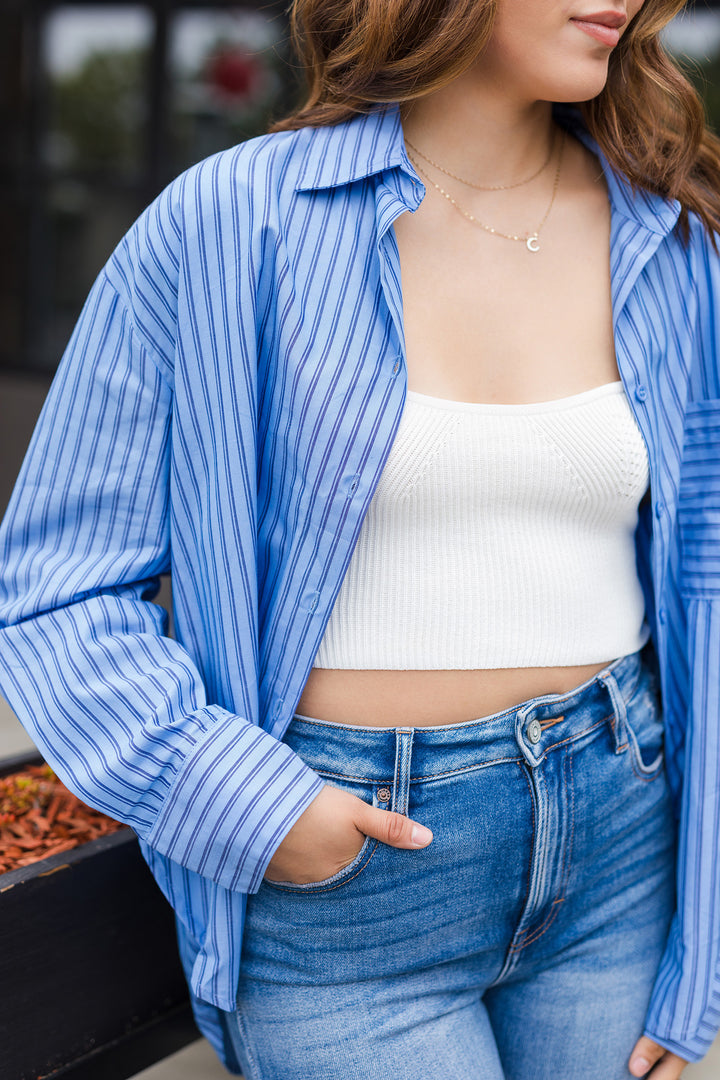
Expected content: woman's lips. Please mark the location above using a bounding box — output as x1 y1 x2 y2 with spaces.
570 18 622 47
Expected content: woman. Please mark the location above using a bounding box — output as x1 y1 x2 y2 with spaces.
0 0 718 1077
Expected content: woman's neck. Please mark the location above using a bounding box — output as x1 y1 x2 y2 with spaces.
399 75 555 190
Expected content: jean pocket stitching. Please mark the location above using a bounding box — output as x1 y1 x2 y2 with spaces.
264 835 380 894
311 768 389 784
411 756 524 783
625 722 665 781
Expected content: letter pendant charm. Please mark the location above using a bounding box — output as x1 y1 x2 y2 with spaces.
526 235 540 253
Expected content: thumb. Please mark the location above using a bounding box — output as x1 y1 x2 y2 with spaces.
629 1036 667 1077
356 803 433 849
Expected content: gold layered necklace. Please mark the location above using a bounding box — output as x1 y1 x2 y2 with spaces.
404 133 555 191
405 129 566 253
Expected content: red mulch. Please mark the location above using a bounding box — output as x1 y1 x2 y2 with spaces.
0 763 128 875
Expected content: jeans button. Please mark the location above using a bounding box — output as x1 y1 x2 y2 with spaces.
527 719 542 744
378 787 392 802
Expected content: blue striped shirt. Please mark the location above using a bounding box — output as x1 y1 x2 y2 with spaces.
0 100 718 1069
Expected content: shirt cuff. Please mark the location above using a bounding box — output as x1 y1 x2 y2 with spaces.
145 705 325 893
642 1028 709 1066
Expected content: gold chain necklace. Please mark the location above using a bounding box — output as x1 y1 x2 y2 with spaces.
407 130 565 253
404 131 555 191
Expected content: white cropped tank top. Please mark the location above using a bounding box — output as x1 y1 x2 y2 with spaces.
313 380 651 669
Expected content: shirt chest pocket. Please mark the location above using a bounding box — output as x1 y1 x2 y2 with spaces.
678 399 720 598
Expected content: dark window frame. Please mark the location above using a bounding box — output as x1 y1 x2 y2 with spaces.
0 0 290 374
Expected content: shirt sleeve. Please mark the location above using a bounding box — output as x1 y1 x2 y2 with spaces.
642 229 720 1064
0 264 324 895
642 599 720 1063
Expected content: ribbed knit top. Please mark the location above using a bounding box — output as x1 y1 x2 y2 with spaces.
313 380 651 669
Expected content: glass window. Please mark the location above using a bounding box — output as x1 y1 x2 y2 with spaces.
168 9 293 173
0 2 297 375
44 6 153 177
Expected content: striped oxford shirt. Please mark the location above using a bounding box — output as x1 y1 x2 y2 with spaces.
0 101 718 1070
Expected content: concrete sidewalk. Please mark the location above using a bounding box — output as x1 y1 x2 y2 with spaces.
133 1027 720 1079
2 697 719 1080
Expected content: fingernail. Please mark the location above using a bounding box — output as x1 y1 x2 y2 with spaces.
411 824 433 846
631 1057 651 1076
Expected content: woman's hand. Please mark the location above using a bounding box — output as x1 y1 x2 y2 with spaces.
629 1036 689 1077
263 782 433 885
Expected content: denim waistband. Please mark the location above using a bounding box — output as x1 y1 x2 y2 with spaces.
286 647 648 782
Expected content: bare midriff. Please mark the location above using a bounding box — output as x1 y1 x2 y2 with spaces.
294 662 613 728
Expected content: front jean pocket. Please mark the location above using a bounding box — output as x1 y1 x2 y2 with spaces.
263 780 389 894
623 667 665 782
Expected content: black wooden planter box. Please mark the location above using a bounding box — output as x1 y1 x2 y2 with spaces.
0 750 201 1080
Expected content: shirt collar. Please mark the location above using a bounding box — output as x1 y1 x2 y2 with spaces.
294 99 681 238
294 101 416 192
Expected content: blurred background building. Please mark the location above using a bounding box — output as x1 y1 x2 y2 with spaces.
0 0 295 379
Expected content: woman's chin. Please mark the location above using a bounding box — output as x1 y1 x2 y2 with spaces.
538 66 611 105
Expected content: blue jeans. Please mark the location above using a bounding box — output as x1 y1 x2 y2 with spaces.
227 644 677 1079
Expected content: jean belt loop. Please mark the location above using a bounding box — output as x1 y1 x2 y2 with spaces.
596 666 629 754
392 729 414 817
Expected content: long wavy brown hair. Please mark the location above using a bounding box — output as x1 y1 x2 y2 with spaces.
268 0 720 244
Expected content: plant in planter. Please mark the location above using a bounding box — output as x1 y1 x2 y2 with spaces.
0 761 127 874
0 750 200 1080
